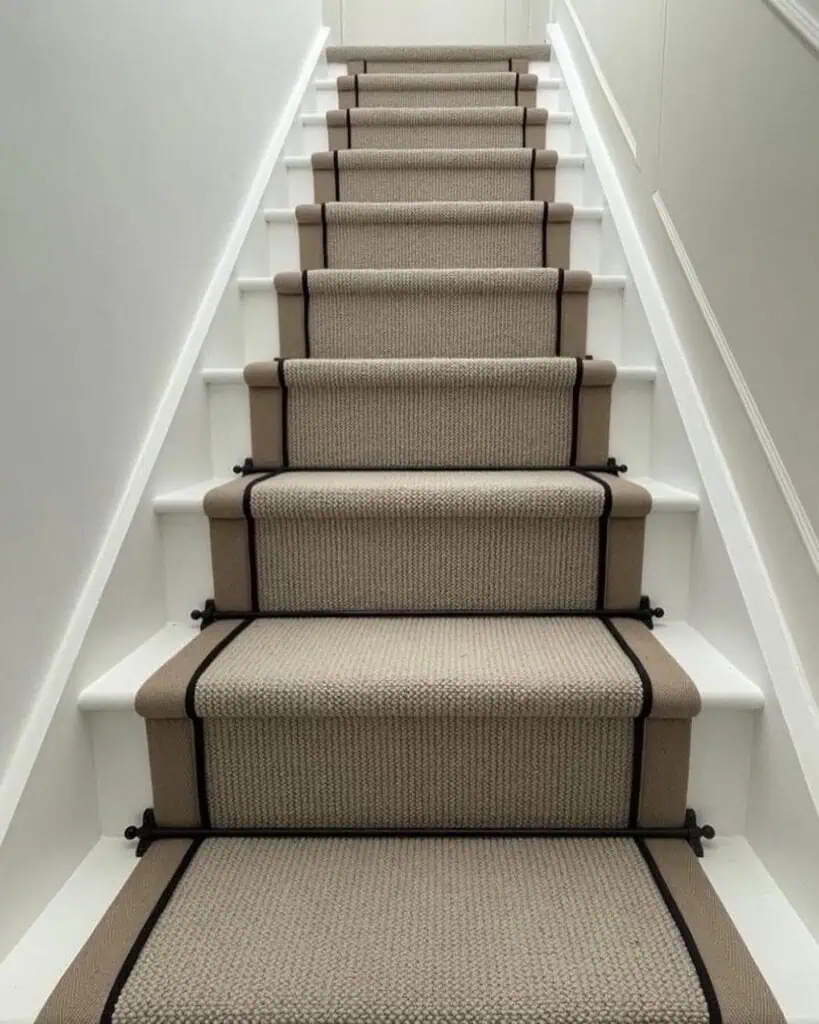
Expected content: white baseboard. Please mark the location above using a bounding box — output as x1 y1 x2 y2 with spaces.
549 22 819 814
0 24 331 848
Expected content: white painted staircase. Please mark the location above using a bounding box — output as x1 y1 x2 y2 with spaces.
2 37 819 1024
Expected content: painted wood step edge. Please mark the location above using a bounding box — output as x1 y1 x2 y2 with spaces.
239 271 626 292
263 205 604 223
300 109 574 126
314 76 564 90
76 618 763 713
283 152 586 169
202 366 658 386
152 474 700 515
1 834 814 1024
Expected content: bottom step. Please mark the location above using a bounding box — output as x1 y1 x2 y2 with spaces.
37 836 781 1024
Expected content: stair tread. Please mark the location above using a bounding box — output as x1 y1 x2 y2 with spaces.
77 620 763 713
6 836 812 1024
34 836 783 1024
154 474 696 512
205 469 650 520
135 616 695 722
325 44 552 60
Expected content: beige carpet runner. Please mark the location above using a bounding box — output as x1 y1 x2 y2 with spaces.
38 43 784 1024
296 201 575 268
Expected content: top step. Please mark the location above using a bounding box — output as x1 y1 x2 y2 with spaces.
326 44 551 75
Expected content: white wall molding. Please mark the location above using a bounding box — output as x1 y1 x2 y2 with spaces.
562 0 639 164
549 22 819 814
762 0 819 57
0 24 330 848
652 189 819 579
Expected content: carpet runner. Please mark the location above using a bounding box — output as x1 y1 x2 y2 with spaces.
37 42 784 1024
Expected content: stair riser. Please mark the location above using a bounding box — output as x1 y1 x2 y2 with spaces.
267 210 606 274
85 705 757 839
300 116 574 156
285 158 588 205
242 278 622 368
155 502 687 624
203 373 651 478
245 381 612 470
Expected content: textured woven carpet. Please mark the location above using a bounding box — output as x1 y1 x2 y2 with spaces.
275 268 591 358
137 615 696 829
326 107 549 149
296 201 575 268
40 838 782 1024
243 357 613 468
37 39 784 1024
327 44 552 74
337 72 538 109
311 148 558 201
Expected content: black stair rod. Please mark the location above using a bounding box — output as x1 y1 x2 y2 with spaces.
232 457 630 476
126 810 715 858
191 598 665 629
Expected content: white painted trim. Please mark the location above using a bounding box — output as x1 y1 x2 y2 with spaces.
652 191 819 578
0 25 331 848
77 624 198 711
653 621 765 710
561 0 639 164
762 0 819 56
203 368 245 386
550 22 819 812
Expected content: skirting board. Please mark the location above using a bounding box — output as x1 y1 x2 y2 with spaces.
548 22 819 814
0 25 331 847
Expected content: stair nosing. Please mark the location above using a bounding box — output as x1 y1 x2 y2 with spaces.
263 204 603 224
314 76 564 90
239 270 625 292
202 365 658 386
283 152 586 169
300 110 574 126
77 618 762 714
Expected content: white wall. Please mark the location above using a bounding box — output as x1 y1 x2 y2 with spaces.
0 0 321 779
556 0 819 932
323 0 534 44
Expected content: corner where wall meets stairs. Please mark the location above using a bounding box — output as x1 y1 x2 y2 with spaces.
8 35 816 1024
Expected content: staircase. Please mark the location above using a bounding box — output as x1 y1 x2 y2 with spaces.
8 39 814 1024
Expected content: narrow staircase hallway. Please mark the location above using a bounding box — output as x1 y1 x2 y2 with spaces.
31 42 788 1024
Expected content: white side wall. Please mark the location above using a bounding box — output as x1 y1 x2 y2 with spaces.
554 0 819 931
0 0 320 777
323 0 535 44
0 0 321 954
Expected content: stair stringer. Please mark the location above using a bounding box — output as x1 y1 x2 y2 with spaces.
546 19 819 939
